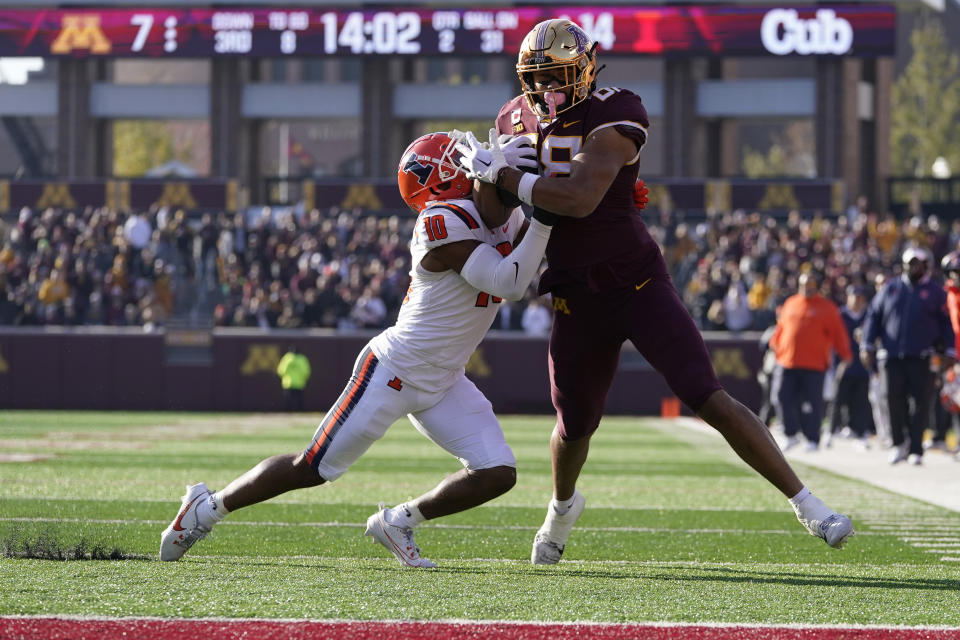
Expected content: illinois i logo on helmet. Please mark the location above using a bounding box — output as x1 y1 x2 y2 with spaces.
397 133 473 212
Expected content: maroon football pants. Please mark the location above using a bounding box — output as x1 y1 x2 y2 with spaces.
547 274 722 440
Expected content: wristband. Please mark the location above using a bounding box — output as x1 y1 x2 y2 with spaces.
517 172 539 206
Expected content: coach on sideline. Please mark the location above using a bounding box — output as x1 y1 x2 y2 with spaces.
770 271 852 452
861 247 954 465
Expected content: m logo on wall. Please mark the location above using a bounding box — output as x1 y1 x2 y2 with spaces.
240 344 281 375
36 183 77 210
154 182 198 209
711 348 751 380
341 184 383 210
50 14 112 54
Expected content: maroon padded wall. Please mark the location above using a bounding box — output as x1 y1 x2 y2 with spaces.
0 329 762 414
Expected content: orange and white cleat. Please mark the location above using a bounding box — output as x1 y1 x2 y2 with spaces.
364 505 437 568
159 482 213 561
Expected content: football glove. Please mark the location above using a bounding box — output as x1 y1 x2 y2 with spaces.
455 129 505 183
495 133 538 207
497 133 538 173
633 179 650 210
456 128 537 184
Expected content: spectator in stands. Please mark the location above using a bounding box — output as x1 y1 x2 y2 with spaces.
521 295 553 336
3 199 960 340
722 275 753 332
495 299 525 331
861 247 955 465
351 284 388 329
38 267 69 310
770 271 852 451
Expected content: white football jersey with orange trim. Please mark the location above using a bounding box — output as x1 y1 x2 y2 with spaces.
370 198 526 392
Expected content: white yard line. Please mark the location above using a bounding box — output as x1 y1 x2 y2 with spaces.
1 516 885 536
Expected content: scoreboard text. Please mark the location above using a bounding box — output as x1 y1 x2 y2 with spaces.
0 5 895 58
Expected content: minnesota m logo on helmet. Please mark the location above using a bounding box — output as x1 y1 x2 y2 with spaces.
564 23 590 54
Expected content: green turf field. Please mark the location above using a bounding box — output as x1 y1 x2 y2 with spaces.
1 411 958 625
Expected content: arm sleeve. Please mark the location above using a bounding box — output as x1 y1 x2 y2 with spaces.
459 219 551 301
508 208 527 245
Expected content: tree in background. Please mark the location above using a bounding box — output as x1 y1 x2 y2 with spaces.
113 120 209 177
741 121 816 178
113 120 174 177
891 19 960 178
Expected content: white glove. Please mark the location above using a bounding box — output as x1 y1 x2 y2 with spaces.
498 134 538 173
455 129 505 183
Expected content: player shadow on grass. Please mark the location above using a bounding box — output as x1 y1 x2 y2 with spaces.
371 562 960 594
660 565 960 592
145 557 960 594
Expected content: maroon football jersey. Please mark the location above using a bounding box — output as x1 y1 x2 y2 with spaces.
496 88 661 292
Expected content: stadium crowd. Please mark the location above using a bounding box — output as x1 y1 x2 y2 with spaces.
2 201 958 458
1 203 958 335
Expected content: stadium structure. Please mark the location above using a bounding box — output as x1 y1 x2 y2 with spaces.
0 0 958 411
1 0 953 213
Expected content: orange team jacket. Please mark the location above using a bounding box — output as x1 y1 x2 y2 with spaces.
946 284 960 355
770 294 853 371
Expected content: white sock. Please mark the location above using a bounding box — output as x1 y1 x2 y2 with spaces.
788 486 811 509
385 502 425 529
789 487 833 525
196 492 229 528
551 492 577 516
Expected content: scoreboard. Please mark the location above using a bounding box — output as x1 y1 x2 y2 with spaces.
0 5 895 58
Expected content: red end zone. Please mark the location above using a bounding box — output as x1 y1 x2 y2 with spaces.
2 618 960 640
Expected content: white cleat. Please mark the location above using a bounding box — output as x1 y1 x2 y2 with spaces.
798 511 855 549
159 482 213 561
793 492 855 549
364 507 437 568
815 513 855 548
531 490 586 565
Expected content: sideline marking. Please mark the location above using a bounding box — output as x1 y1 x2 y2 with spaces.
2 617 960 640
